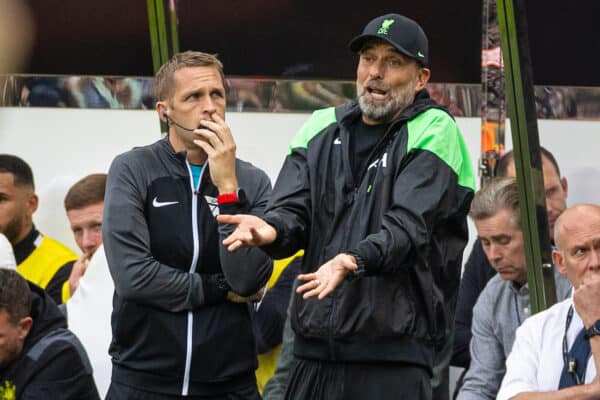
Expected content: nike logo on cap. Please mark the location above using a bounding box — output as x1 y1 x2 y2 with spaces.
152 197 179 208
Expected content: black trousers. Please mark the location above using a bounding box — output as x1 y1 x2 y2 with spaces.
285 358 431 400
106 380 261 400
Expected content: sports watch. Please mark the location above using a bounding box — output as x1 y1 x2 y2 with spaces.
585 319 600 340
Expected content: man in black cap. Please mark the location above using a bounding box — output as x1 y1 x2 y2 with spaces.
219 13 475 399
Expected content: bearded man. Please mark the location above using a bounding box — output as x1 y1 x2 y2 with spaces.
219 13 475 400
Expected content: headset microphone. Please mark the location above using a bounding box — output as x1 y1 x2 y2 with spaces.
162 109 196 132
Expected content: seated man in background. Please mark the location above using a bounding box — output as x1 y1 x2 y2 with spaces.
0 268 99 399
63 173 107 296
457 177 571 400
0 154 77 304
63 173 112 398
497 204 600 399
452 147 569 369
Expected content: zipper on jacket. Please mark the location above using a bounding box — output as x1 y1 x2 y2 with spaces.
356 121 399 187
181 160 205 396
326 183 360 360
340 116 400 193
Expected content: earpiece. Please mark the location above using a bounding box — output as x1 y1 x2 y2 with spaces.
161 109 195 131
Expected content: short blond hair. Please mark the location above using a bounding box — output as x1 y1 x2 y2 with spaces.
153 51 225 101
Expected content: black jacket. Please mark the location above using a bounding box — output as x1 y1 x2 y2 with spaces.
0 283 99 400
451 239 497 368
103 137 273 396
263 91 475 373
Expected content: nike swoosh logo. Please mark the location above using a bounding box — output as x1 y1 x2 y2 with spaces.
152 197 179 208
333 138 341 144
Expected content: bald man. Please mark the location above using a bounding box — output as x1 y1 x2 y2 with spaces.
497 204 600 399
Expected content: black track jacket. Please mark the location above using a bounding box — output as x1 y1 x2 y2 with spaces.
262 91 475 374
103 137 273 396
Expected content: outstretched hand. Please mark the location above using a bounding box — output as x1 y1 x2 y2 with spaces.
217 214 277 251
296 253 357 300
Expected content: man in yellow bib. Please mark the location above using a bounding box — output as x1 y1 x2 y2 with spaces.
0 154 76 304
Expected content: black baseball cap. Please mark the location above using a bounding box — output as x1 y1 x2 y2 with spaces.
348 13 429 67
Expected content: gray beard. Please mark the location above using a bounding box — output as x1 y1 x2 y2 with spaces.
357 81 416 123
358 94 404 123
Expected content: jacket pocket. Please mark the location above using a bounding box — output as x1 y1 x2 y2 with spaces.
332 276 417 338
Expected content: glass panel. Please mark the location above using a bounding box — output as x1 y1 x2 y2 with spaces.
1 74 599 120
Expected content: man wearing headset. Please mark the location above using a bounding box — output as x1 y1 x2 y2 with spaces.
103 51 273 399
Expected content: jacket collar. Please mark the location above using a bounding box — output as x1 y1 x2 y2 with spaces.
159 134 188 164
157 135 215 189
13 226 39 265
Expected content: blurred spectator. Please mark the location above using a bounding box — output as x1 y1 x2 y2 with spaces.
0 0 33 75
428 83 464 116
65 77 147 109
20 77 68 107
535 87 577 119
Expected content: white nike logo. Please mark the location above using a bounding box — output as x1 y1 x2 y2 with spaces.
333 138 342 145
152 197 179 208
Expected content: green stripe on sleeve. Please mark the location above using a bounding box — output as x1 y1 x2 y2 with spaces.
407 109 476 191
288 107 337 154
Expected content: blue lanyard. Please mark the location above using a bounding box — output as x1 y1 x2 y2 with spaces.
562 305 589 385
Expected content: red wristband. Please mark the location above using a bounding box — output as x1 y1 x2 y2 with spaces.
217 191 238 205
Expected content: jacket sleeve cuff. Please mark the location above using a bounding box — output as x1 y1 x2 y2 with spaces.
200 273 230 305
218 189 250 236
258 215 287 257
344 241 382 276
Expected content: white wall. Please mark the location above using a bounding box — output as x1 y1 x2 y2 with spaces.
1 107 598 254
0 108 312 252
516 120 600 207
0 108 162 252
